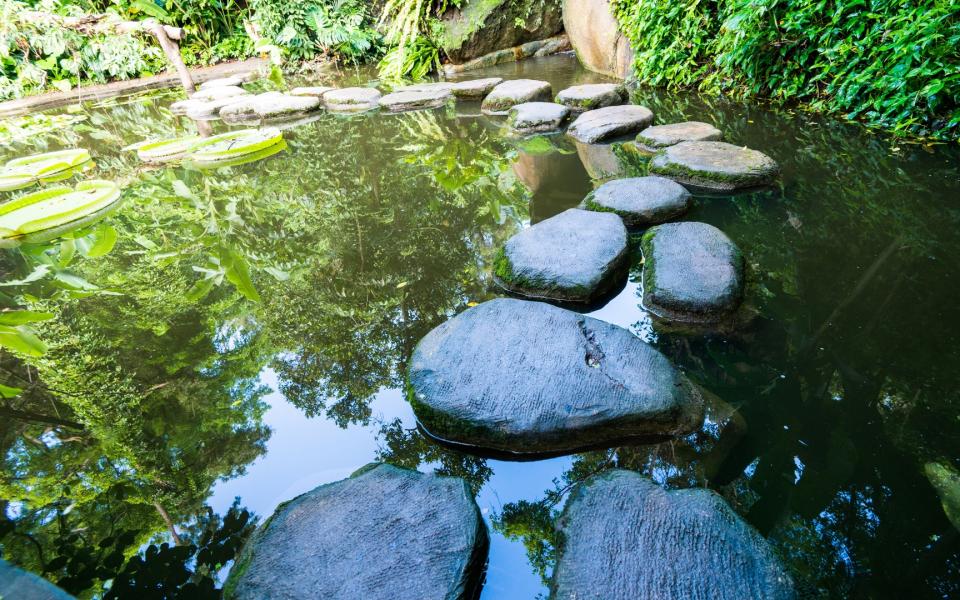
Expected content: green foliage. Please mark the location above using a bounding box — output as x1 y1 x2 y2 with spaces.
250 0 379 63
377 0 459 80
613 0 960 139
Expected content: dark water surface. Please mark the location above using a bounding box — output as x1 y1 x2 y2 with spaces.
1 54 959 598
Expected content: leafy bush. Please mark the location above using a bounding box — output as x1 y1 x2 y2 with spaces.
250 0 378 63
377 0 459 80
613 0 960 139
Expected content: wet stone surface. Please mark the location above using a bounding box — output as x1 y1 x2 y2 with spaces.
407 298 705 455
190 85 248 102
224 464 487 600
555 83 627 112
553 470 795 600
451 77 503 99
379 89 454 112
567 104 654 143
324 87 383 112
642 221 745 323
495 208 628 303
220 93 320 121
648 140 780 191
635 121 722 152
481 79 553 115
582 176 691 228
507 102 571 134
289 86 336 98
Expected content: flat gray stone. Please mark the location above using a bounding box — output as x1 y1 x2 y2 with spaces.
408 298 705 455
395 82 456 93
224 464 487 600
553 470 795 600
635 121 722 152
379 89 453 112
496 208 628 302
324 87 382 112
642 222 744 323
289 86 335 97
567 104 654 143
186 96 247 118
481 79 552 115
0 559 74 599
555 83 627 112
199 75 245 89
451 77 503 98
649 141 779 191
170 98 204 114
220 93 319 121
190 85 249 102
583 176 691 227
507 102 570 134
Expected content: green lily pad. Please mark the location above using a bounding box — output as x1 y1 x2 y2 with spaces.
135 136 202 163
0 180 122 245
187 128 284 164
186 139 288 171
0 149 92 192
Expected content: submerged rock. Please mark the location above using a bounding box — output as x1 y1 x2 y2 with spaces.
507 102 571 134
0 559 75 599
567 104 653 143
324 87 382 112
649 141 779 191
555 83 627 112
224 464 487 600
289 86 335 97
481 79 552 115
451 78 503 99
553 470 795 600
635 121 722 152
408 298 705 455
642 222 744 323
583 176 690 228
220 93 320 121
379 89 453 112
190 85 248 102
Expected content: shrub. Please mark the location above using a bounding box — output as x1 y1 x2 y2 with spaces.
250 0 378 63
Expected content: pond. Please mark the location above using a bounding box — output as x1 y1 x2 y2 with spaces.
1 53 959 598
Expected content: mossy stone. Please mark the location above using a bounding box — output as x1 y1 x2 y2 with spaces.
648 140 779 191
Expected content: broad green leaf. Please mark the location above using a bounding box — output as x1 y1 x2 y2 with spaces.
185 278 216 302
0 310 54 325
220 248 260 302
0 326 48 356
0 383 22 398
0 264 51 287
86 225 118 258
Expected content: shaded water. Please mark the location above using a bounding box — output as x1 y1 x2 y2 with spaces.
1 54 959 598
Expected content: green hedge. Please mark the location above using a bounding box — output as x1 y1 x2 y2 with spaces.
612 0 960 140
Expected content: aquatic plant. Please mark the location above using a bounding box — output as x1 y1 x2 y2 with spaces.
0 148 91 191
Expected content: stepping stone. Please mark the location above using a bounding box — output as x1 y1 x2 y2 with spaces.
190 85 249 102
507 102 570 135
649 141 779 191
186 96 246 119
495 208 628 303
394 82 456 93
408 298 705 455
567 104 654 143
224 464 487 600
582 176 691 228
481 79 552 115
451 77 503 99
199 75 245 89
555 83 627 112
1 559 74 599
379 89 453 112
641 222 744 323
635 121 722 152
289 86 335 97
220 93 319 121
170 98 204 114
324 87 382 112
553 470 795 600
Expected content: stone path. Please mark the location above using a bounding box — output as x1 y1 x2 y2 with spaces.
582 176 691 227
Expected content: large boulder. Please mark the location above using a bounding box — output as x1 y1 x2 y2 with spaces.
224 464 487 600
641 222 745 323
495 208 628 302
507 102 571 135
408 298 705 455
481 79 552 115
649 141 780 191
552 470 795 600
562 0 634 78
567 105 654 143
441 0 563 64
582 176 691 228
0 559 74 599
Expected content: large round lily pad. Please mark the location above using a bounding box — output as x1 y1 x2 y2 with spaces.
567 105 654 143
135 136 201 163
495 208 628 303
648 140 779 191
407 298 705 455
0 180 121 243
481 79 552 115
0 149 91 192
224 463 487 600
552 470 795 600
582 176 691 228
641 221 745 323
187 128 284 164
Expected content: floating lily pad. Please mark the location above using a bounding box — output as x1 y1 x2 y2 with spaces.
0 149 92 192
135 136 202 163
186 139 287 170
0 180 122 246
186 129 284 164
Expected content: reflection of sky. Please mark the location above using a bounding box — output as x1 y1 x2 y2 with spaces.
210 369 572 599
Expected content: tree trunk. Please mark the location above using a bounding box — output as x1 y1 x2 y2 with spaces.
144 19 195 94
0 406 84 429
153 502 184 545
